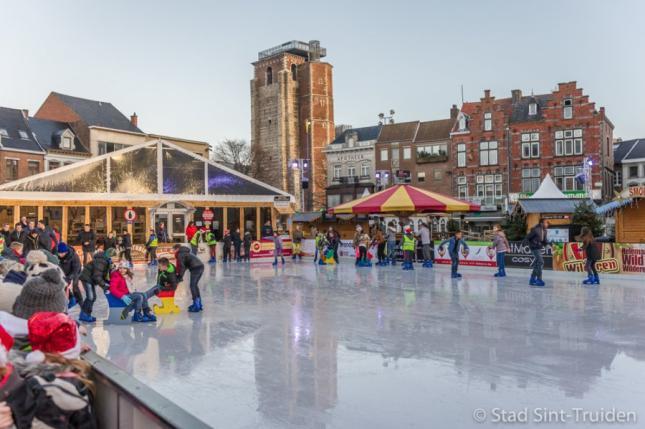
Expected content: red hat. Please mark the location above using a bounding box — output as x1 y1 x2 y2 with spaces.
0 325 14 366
27 312 80 362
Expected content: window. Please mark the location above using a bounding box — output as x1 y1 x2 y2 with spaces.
484 112 492 131
521 133 540 158
327 194 340 208
98 142 126 155
0 128 8 138
457 143 466 167
333 165 341 178
291 64 297 81
348 165 356 177
457 176 468 198
48 161 61 171
361 163 370 177
4 159 18 181
614 170 622 188
403 147 411 160
554 129 583 156
27 161 40 176
61 136 73 150
476 174 503 202
380 148 388 161
458 115 467 131
266 67 273 85
479 141 498 166
629 166 639 178
434 170 443 180
417 172 426 182
528 102 537 116
521 168 541 193
563 98 573 119
554 166 584 191
18 130 30 140
416 144 447 162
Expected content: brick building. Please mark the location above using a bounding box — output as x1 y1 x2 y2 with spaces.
250 40 334 211
374 107 456 192
0 107 45 184
451 82 614 209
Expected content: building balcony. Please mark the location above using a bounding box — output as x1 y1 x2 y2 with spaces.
331 175 372 185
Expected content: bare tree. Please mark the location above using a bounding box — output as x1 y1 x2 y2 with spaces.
211 139 268 181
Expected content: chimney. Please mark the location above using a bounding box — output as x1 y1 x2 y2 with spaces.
450 104 459 119
511 89 522 103
130 112 138 128
484 89 491 98
21 109 29 119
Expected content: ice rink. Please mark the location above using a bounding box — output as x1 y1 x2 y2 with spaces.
84 260 645 428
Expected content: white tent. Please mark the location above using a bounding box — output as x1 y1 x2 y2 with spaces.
530 173 567 199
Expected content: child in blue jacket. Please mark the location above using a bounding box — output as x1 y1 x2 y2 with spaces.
439 230 469 278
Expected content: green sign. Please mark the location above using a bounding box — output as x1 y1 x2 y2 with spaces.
518 190 587 199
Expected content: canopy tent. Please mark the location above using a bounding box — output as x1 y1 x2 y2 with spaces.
530 173 567 199
0 140 293 205
329 184 479 214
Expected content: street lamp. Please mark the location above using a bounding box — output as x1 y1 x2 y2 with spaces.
290 158 310 211
378 109 396 125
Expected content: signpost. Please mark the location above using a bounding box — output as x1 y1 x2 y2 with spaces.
124 209 137 224
202 208 214 222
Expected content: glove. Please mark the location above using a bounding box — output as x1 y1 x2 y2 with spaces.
122 295 132 306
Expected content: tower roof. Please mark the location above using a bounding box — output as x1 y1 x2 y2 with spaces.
257 40 326 60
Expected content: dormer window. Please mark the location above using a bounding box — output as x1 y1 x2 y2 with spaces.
528 102 537 116
458 114 468 131
59 130 75 150
563 98 573 119
484 112 492 131
18 130 30 140
61 136 73 150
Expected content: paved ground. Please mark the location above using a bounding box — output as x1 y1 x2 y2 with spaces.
84 259 645 428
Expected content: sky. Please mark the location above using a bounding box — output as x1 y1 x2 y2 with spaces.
1 0 644 146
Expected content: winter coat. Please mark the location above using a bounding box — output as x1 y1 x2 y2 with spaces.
104 236 117 251
582 240 601 261
77 230 96 252
8 230 26 245
22 234 41 256
185 225 198 241
261 224 273 238
292 230 304 244
175 246 204 279
0 363 23 401
386 226 397 242
326 232 339 249
358 233 370 248
59 250 82 285
108 270 130 300
418 225 431 245
40 227 57 251
1 248 24 264
491 231 510 253
526 224 548 250
0 229 10 243
222 234 232 248
157 263 178 291
79 251 111 288
121 233 132 250
243 232 252 247
439 236 469 255
231 231 242 246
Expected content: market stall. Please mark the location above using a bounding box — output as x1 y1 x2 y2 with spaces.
596 185 644 243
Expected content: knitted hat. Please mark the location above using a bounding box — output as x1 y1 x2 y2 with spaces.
0 325 14 367
24 259 65 282
12 267 67 320
26 312 80 363
25 250 48 266
57 242 69 253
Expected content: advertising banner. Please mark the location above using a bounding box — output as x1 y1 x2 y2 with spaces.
504 241 553 270
551 242 645 274
249 237 293 259
433 241 497 267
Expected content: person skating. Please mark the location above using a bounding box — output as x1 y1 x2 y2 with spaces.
525 218 549 287
292 225 304 261
222 229 232 263
357 229 371 267
145 229 159 266
57 242 82 309
326 227 340 264
353 225 363 266
375 228 386 266
232 228 242 262
110 261 158 322
121 229 133 264
439 230 469 278
489 224 510 277
418 221 433 268
314 230 326 264
77 224 96 266
401 226 417 270
205 228 217 263
174 244 204 312
272 232 285 266
243 230 252 262
156 222 169 243
185 221 198 253
78 243 115 322
576 226 601 285
189 227 202 256
386 221 398 265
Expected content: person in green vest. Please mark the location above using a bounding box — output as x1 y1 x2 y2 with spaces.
145 229 159 267
190 228 202 256
205 229 217 264
401 226 417 271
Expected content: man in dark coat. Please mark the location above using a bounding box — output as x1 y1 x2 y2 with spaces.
174 244 204 313
22 229 42 257
78 245 115 323
57 241 83 309
231 228 242 262
525 218 550 287
8 224 26 245
77 224 96 266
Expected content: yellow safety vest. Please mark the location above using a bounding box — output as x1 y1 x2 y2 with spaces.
402 234 415 251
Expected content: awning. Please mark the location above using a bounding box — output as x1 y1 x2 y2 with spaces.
274 205 294 215
595 198 634 215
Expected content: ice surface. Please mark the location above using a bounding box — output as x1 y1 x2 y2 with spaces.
84 260 645 428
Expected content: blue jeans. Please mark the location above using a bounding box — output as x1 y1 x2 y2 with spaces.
189 266 203 300
450 252 459 275
387 240 396 261
496 252 506 272
530 248 544 279
81 281 97 315
124 285 160 313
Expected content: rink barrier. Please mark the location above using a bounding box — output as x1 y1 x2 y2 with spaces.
84 351 210 429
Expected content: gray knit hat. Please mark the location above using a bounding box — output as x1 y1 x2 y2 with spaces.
12 266 67 319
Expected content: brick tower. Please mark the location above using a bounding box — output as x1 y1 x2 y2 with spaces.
250 40 334 210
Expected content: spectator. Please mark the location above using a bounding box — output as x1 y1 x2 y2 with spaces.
77 224 96 266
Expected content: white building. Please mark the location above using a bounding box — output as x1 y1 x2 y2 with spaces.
614 138 645 189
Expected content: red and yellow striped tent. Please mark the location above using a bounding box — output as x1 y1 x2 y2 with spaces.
329 184 480 214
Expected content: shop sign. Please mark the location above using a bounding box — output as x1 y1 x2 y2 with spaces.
124 209 137 223
628 186 645 198
273 196 291 208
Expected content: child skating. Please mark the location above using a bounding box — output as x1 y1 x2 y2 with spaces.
439 230 469 278
401 226 416 270
576 226 600 285
489 224 510 277
205 229 217 263
272 232 285 266
145 229 158 266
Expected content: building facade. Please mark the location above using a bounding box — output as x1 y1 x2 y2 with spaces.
451 82 614 209
250 40 334 211
0 107 45 184
374 107 456 193
324 125 381 208
614 138 645 189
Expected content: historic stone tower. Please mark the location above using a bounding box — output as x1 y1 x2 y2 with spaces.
250 40 334 210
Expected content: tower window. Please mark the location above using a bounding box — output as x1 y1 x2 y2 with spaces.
528 102 537 116
484 112 492 131
563 98 573 119
266 67 273 85
291 64 297 81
